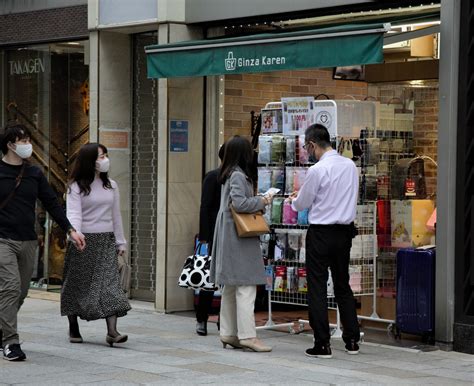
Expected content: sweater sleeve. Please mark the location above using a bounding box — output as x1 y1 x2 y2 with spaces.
229 171 265 214
37 170 72 233
66 182 83 234
112 181 127 250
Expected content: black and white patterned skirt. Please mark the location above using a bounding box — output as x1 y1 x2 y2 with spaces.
61 232 131 321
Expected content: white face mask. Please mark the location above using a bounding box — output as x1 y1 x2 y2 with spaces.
96 157 110 173
12 143 33 159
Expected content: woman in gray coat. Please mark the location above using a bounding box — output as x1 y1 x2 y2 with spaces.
210 136 273 352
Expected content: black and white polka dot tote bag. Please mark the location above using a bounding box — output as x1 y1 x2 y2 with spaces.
178 244 217 291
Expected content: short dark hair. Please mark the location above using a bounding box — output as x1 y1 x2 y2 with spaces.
1 124 30 154
305 124 331 148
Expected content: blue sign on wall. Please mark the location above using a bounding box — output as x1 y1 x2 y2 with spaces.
169 120 189 152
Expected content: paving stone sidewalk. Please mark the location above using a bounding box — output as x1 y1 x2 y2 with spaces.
1 297 473 385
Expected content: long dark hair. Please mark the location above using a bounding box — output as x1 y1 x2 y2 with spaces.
219 136 256 186
69 143 112 195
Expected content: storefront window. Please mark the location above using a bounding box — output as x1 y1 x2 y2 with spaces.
2 41 89 291
223 67 439 342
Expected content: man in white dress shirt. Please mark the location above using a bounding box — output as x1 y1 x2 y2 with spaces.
290 124 360 359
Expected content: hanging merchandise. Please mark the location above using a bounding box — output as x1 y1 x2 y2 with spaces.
293 168 307 191
297 267 308 293
271 167 285 192
286 137 296 164
377 175 390 199
285 167 295 194
271 135 286 163
286 267 298 293
274 231 287 261
313 100 338 139
391 157 427 200
360 174 377 201
265 265 274 291
282 97 315 135
282 199 298 225
258 135 272 164
376 200 391 248
287 232 301 261
297 135 309 164
298 209 309 226
299 231 307 263
391 199 435 248
271 197 284 224
257 168 272 194
364 138 380 165
261 108 283 134
274 266 287 292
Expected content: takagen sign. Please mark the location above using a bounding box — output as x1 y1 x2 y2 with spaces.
9 58 45 76
225 51 286 71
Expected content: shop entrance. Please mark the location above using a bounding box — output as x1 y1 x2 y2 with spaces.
2 41 89 291
145 16 441 345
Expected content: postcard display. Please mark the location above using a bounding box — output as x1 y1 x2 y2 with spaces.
258 98 380 335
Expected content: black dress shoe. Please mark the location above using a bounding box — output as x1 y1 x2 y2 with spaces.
305 344 333 359
196 321 207 336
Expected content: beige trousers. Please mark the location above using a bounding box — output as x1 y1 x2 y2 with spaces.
220 285 257 340
0 238 37 346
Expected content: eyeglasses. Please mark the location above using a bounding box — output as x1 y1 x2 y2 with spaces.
302 142 311 150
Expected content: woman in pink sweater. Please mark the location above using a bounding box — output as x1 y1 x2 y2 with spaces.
61 143 131 347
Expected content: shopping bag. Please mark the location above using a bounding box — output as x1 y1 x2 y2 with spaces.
178 243 217 290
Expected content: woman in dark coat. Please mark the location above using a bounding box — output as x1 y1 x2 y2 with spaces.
196 144 225 336
210 136 273 352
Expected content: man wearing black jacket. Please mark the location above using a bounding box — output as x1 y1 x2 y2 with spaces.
196 144 225 336
0 125 85 361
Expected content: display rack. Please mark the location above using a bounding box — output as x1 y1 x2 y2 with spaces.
256 99 379 335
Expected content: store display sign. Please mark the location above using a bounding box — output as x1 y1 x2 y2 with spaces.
146 25 385 79
314 100 338 139
282 97 315 135
99 128 129 151
170 120 189 152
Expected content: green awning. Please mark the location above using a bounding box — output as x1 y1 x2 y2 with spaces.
146 23 390 79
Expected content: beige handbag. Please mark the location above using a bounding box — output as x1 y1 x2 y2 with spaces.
230 205 270 238
117 253 131 293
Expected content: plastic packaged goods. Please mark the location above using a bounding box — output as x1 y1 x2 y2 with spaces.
297 135 309 164
260 234 271 258
297 209 309 225
293 168 307 191
282 199 298 225
271 167 285 192
258 136 272 164
271 198 284 224
286 267 298 293
298 267 307 293
299 231 307 263
274 266 287 292
265 265 274 291
261 109 282 134
274 231 287 261
286 137 296 164
257 168 272 194
271 135 286 163
285 167 295 194
287 232 301 261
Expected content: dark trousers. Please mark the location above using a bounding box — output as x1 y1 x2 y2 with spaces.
306 225 360 345
196 290 214 323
